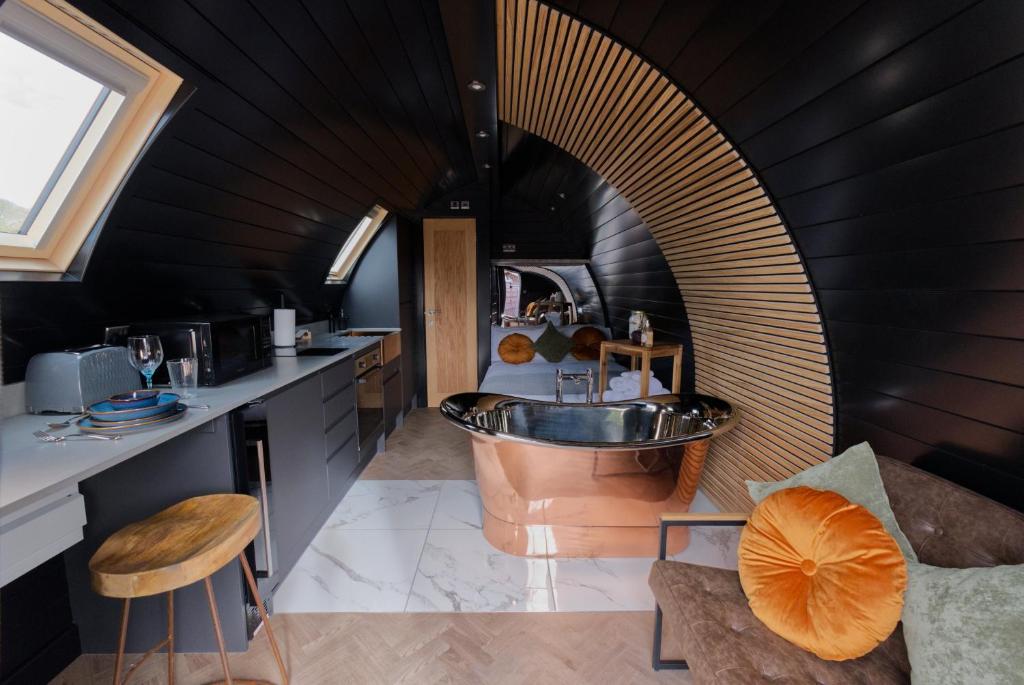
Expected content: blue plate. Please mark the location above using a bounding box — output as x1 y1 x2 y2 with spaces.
108 389 160 408
89 392 180 422
79 405 187 433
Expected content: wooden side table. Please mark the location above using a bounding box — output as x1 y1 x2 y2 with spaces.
598 340 683 401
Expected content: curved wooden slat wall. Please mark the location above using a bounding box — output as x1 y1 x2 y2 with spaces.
497 0 834 511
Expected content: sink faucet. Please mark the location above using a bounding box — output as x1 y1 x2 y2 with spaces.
556 368 594 404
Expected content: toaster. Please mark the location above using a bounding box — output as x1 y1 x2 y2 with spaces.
25 345 140 413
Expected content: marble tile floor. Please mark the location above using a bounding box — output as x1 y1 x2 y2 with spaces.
273 479 740 614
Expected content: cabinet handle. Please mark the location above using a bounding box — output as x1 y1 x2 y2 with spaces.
246 438 274 578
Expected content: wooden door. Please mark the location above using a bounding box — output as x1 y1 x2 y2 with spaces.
423 218 477 406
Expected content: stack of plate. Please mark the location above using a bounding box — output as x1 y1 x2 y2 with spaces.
79 391 187 434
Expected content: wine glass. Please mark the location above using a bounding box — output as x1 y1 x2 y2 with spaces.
127 335 164 389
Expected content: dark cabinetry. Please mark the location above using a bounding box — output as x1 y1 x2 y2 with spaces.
343 215 420 412
263 374 329 573
65 415 248 653
383 356 403 436
321 358 358 506
261 358 359 567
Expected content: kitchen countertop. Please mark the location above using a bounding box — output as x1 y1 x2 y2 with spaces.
0 333 381 517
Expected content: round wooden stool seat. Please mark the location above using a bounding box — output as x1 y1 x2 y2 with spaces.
90 494 261 598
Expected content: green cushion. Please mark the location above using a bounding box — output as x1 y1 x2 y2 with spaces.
533 322 572 362
902 562 1024 684
746 442 918 561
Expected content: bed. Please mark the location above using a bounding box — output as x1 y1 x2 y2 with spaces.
480 325 626 402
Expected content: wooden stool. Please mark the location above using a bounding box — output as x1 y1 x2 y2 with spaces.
89 494 288 685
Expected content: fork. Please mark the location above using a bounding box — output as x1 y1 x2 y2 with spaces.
34 430 121 442
45 413 89 431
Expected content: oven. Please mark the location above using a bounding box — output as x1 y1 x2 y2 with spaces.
354 344 384 451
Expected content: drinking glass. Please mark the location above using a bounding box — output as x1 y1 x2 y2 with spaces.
127 335 164 389
167 357 198 398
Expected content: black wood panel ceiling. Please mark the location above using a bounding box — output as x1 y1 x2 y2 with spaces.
498 123 696 388
0 0 476 383
543 0 1024 509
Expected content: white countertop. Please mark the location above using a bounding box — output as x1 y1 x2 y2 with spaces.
0 334 380 517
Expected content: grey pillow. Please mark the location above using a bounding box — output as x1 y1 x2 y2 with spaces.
533 322 573 362
902 562 1024 684
746 442 917 561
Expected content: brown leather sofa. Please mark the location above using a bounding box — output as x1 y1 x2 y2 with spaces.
648 456 1024 684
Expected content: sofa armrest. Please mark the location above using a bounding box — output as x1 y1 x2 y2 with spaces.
658 512 748 560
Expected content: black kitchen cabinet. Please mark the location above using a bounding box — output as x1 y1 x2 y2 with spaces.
264 374 330 573
65 416 248 653
384 370 403 436
321 359 358 506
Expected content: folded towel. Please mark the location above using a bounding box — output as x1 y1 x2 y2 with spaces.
620 370 655 381
603 382 666 402
609 376 632 391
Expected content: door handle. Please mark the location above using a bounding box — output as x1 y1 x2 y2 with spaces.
246 438 274 578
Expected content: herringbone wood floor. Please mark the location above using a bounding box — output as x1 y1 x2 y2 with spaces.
54 612 689 684
362 409 475 480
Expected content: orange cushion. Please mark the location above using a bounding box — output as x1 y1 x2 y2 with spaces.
738 486 907 661
497 333 535 364
570 326 607 360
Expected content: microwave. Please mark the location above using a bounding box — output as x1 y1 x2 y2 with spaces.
115 314 272 386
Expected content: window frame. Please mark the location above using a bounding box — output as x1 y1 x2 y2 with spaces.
325 205 389 284
0 0 182 273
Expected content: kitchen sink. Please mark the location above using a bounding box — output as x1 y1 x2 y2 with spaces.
336 330 395 337
296 347 347 356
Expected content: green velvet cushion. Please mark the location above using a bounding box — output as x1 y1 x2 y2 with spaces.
902 562 1024 684
746 442 918 561
533 322 573 362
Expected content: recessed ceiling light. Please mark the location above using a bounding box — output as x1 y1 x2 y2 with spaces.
482 162 492 169
475 130 490 139
549 205 556 211
557 192 566 199
467 80 486 92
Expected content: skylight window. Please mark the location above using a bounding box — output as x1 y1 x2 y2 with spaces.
0 31 124 236
325 205 389 283
0 0 182 273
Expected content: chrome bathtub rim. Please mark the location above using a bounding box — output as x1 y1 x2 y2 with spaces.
439 392 739 451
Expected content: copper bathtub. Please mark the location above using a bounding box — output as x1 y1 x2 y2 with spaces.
440 393 738 557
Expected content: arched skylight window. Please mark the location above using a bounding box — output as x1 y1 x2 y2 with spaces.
325 205 389 283
0 0 181 273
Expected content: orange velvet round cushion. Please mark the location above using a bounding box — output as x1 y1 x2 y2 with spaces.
738 486 908 661
570 326 607 360
497 333 535 364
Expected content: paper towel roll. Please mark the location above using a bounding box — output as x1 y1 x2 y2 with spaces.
273 308 296 347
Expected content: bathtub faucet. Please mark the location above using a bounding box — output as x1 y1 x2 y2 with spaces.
556 368 594 404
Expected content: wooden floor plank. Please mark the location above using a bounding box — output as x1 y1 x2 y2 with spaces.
362 409 475 481
53 612 689 684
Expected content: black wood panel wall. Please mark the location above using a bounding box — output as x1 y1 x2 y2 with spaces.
497 124 696 388
0 0 475 383
545 0 1024 509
